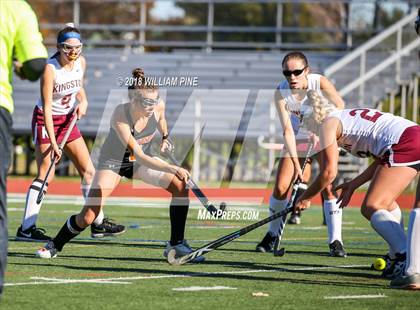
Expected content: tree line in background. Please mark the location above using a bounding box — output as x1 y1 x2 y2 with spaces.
28 0 408 50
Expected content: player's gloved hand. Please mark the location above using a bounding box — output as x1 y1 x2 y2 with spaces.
335 181 356 208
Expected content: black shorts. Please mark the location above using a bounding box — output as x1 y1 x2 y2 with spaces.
97 159 137 179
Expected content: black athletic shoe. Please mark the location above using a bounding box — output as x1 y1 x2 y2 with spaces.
329 240 347 257
16 225 52 242
256 232 276 252
90 218 126 238
287 212 301 225
382 252 406 279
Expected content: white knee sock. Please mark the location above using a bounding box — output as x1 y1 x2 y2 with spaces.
267 196 288 237
81 183 104 226
370 209 406 256
390 206 404 230
406 209 420 276
22 179 47 231
323 199 342 244
389 206 404 258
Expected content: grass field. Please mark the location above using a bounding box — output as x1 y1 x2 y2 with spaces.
2 196 418 309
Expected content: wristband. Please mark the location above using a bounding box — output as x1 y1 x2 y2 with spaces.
162 133 169 140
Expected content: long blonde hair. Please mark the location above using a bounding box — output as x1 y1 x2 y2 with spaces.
302 90 336 131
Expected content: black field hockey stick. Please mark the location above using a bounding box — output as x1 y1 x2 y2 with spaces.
36 116 78 204
273 142 314 256
166 142 314 265
167 197 294 265
166 151 227 216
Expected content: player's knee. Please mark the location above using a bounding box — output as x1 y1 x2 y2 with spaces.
361 203 383 220
172 184 188 197
273 185 288 200
81 168 95 184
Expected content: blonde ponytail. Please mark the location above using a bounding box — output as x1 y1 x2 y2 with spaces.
306 90 335 125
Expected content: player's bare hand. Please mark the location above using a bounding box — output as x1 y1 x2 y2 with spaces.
294 165 304 182
174 167 190 183
160 139 174 156
309 132 319 146
75 102 87 119
13 61 26 80
294 196 311 212
51 143 62 163
335 181 356 208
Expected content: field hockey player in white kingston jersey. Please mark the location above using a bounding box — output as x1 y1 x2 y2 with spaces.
16 23 125 242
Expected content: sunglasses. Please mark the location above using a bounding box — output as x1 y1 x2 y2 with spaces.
283 66 307 77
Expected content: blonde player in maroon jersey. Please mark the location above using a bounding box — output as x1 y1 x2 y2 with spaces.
294 90 420 289
256 52 347 257
16 23 125 242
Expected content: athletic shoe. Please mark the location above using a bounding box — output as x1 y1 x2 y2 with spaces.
35 240 58 259
163 240 205 263
90 218 126 238
287 212 301 225
382 252 406 279
380 254 394 277
329 240 347 257
255 232 276 253
390 273 420 290
16 225 52 242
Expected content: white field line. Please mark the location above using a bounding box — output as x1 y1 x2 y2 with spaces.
172 286 237 291
7 194 262 210
5 264 367 287
324 294 387 299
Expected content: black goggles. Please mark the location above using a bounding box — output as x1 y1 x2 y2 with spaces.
283 66 307 77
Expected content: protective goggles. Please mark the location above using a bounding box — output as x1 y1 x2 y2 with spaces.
283 66 307 77
58 42 83 54
132 93 160 107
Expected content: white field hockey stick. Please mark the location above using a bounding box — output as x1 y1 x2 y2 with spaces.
273 142 314 256
36 115 78 204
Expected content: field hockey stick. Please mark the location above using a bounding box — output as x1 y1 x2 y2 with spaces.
36 115 78 204
273 142 314 256
166 151 227 216
167 197 295 265
166 142 314 265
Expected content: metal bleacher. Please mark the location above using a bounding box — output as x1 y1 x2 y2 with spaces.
12 50 342 139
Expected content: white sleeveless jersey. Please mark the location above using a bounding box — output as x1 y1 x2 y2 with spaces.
277 73 325 135
36 56 83 115
328 108 417 158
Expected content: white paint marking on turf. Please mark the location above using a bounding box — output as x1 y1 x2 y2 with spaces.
172 286 237 292
7 194 262 210
4 264 368 287
324 294 387 300
5 281 131 286
31 277 131 284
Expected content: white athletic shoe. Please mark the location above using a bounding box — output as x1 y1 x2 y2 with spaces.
35 240 58 259
163 240 205 263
